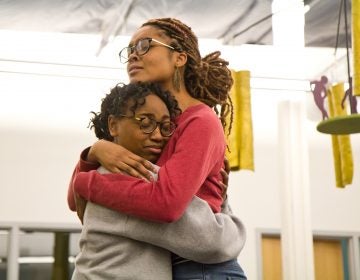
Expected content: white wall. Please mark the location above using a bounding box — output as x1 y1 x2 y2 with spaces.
1 31 360 279
0 73 110 224
227 99 360 278
222 44 360 279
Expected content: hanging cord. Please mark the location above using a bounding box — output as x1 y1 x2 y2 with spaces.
334 0 344 55
335 0 355 110
343 0 352 85
343 0 357 113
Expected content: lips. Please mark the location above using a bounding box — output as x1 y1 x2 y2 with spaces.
144 145 163 154
128 64 143 75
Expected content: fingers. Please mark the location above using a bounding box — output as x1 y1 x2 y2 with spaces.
75 193 87 224
116 154 157 181
108 159 155 181
220 168 229 187
122 163 152 182
93 140 158 181
218 178 228 200
220 157 230 200
223 156 231 175
129 155 157 173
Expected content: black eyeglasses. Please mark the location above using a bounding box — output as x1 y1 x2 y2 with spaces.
120 115 177 137
119 38 178 63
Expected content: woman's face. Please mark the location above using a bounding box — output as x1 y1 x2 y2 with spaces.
109 93 171 163
126 26 177 89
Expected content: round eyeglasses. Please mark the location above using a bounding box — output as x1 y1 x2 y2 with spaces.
120 115 177 137
119 38 178 64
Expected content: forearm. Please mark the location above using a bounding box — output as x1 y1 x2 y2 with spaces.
74 147 223 222
74 167 197 222
124 196 246 263
85 196 246 263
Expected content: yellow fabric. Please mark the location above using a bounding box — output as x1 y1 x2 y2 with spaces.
353 0 360 96
225 70 254 171
327 83 354 188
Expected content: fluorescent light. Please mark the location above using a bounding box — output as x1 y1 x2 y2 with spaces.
18 257 54 264
0 256 77 264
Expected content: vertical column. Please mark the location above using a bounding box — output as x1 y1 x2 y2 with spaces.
7 225 19 280
350 236 360 279
272 0 305 47
272 1 314 279
52 232 70 280
278 101 314 280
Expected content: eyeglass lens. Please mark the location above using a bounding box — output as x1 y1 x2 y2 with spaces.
140 117 175 137
120 38 151 63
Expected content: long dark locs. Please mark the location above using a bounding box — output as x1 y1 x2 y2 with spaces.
142 18 234 135
89 82 181 141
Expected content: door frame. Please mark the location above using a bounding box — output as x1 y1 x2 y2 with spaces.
255 228 360 280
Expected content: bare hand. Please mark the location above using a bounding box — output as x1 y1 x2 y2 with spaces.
75 192 87 224
88 139 157 181
219 157 230 199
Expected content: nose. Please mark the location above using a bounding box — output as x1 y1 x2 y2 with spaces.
128 49 139 62
149 126 163 141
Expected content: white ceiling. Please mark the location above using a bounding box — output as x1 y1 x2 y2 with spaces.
0 0 352 47
0 0 352 97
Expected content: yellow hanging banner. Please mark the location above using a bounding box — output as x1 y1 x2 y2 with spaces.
327 83 354 187
226 70 254 171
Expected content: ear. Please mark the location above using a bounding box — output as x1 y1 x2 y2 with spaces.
108 115 119 137
175 52 187 68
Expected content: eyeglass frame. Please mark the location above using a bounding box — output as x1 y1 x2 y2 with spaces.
119 37 180 64
119 114 177 137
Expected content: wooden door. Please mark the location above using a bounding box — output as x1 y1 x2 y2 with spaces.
261 235 346 280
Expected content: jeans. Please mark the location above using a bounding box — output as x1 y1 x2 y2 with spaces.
172 259 247 280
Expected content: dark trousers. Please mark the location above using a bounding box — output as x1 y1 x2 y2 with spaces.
173 259 247 280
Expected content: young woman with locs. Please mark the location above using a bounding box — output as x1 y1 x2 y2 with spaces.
68 18 247 279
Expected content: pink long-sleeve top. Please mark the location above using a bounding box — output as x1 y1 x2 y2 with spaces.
69 104 226 222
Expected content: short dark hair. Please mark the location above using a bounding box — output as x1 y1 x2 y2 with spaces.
89 82 181 141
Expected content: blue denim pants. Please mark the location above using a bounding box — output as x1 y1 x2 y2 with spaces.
172 259 247 280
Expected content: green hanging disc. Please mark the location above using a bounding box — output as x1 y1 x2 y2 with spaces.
317 114 360 134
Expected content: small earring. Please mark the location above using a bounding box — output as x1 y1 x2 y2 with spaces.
173 67 181 92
